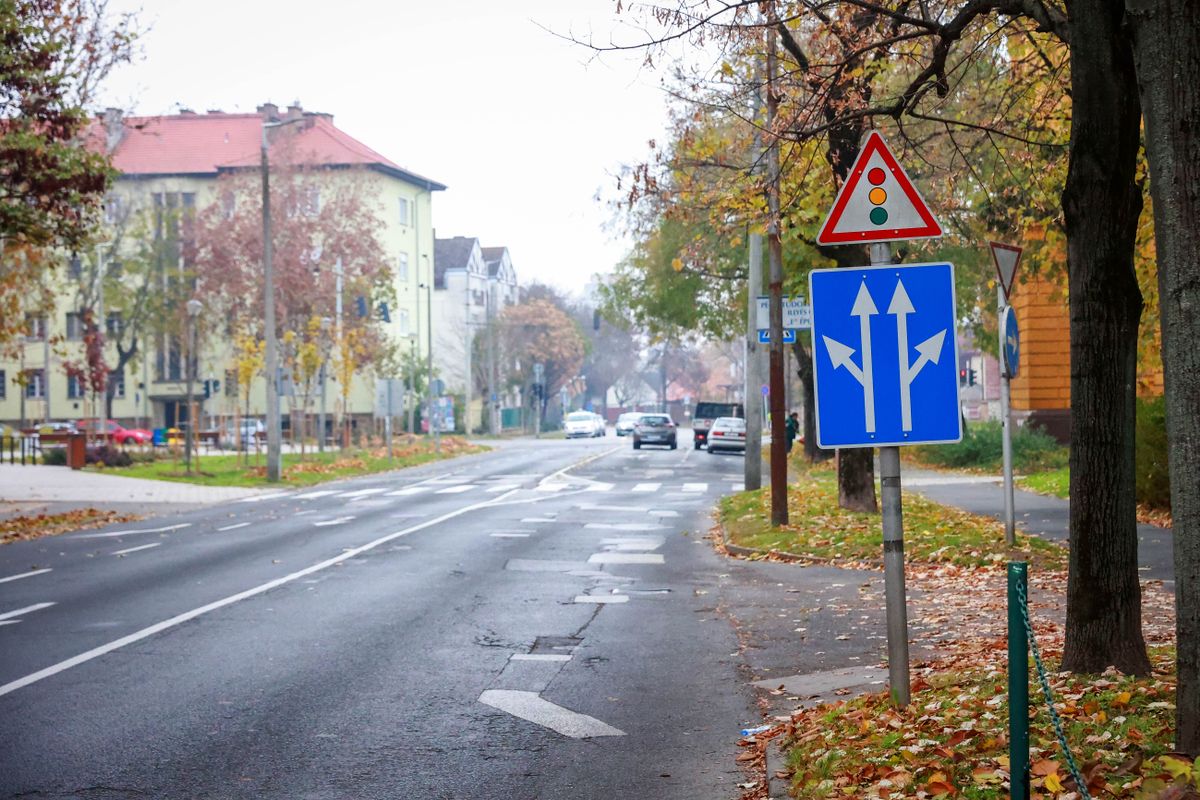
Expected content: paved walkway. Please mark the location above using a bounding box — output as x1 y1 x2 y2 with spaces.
0 464 265 520
901 465 1175 584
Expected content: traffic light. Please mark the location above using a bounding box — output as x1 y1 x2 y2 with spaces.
377 301 390 324
593 309 601 331
968 367 977 387
355 296 368 318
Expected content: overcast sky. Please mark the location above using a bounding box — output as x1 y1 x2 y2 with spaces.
97 1 675 295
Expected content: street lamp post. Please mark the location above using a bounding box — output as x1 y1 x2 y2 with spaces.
184 298 202 474
419 271 438 454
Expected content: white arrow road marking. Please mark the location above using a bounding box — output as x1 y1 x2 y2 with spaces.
111 543 161 556
478 690 625 738
0 568 52 585
631 483 660 493
888 280 947 431
0 602 55 622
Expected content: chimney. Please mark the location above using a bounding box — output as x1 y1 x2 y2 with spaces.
256 102 279 121
286 101 303 121
102 107 125 154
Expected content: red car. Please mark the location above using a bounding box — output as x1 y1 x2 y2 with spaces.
75 418 153 445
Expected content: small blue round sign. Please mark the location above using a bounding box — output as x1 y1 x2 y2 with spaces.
1002 306 1020 378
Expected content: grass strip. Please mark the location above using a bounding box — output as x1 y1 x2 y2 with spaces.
719 464 1066 569
778 649 1183 799
1021 467 1070 499
84 436 488 488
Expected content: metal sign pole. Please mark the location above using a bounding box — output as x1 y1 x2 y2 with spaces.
999 290 1017 546
871 241 911 707
386 379 394 464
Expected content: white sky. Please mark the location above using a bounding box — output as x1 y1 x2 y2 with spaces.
97 1 675 295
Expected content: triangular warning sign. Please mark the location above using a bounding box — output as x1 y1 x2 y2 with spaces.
816 131 943 246
989 241 1022 301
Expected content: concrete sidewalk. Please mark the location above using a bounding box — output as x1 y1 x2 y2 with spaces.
901 465 1175 584
0 464 267 520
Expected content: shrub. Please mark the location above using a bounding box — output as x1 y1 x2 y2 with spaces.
1135 396 1170 510
85 445 132 468
41 447 67 466
912 419 1066 472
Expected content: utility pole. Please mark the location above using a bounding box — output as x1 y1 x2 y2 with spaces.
464 269 473 435
487 283 498 434
744 45 765 492
260 120 286 482
765 18 788 526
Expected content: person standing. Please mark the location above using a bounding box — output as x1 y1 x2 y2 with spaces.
785 411 799 454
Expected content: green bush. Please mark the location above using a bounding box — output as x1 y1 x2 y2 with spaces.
912 420 1066 472
41 446 67 466
1135 396 1170 510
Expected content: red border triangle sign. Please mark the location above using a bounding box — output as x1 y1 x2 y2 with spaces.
989 241 1023 302
816 131 943 246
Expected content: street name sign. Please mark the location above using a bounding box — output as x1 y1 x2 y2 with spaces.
816 131 943 246
756 296 812 330
989 241 1023 301
809 262 962 448
1002 305 1020 378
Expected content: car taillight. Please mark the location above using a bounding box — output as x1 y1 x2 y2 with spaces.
713 431 724 436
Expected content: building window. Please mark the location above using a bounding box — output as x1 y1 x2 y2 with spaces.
68 254 83 279
221 190 236 220
106 313 123 337
0 370 6 400
67 373 85 399
24 369 44 399
224 369 238 397
66 311 84 340
398 197 409 226
25 315 46 341
110 368 125 398
398 309 410 336
397 252 409 282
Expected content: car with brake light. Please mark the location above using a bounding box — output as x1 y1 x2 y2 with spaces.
706 416 747 454
632 414 677 449
691 401 744 449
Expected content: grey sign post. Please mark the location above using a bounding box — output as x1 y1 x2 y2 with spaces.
990 241 1023 546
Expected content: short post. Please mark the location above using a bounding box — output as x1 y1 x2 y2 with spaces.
1008 561 1030 800
879 445 911 706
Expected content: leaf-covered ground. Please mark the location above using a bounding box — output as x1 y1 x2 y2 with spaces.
85 436 489 488
718 463 1066 569
1 508 141 545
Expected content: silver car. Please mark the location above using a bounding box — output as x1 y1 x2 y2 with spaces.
615 412 643 437
707 416 747 454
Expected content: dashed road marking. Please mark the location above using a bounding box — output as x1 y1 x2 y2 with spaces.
216 522 251 532
74 523 191 540
534 483 567 493
587 553 665 565
112 543 161 556
584 483 615 492
485 484 520 493
339 487 388 499
0 568 52 585
731 482 745 491
510 653 572 662
490 533 530 538
573 595 630 604
387 487 428 496
631 483 660 493
0 602 55 622
682 483 707 493
478 689 624 738
314 516 355 527
294 489 339 500
436 485 475 494
238 492 290 503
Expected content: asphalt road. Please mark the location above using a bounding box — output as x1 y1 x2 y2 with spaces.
0 434 770 799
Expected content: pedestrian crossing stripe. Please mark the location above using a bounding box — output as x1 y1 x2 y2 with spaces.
632 483 660 493
682 483 707 493
435 484 475 494
386 487 428 496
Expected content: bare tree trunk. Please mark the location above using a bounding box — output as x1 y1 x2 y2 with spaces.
1126 0 1200 753
1060 0 1151 677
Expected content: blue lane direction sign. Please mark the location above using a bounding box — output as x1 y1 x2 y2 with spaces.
1002 305 1020 378
758 329 797 344
809 262 962 448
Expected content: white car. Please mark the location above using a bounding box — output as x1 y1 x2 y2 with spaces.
615 412 643 436
707 416 747 454
564 411 606 438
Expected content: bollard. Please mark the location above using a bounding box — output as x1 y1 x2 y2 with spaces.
1008 562 1030 800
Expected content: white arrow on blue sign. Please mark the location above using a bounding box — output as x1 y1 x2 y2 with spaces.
809 262 962 448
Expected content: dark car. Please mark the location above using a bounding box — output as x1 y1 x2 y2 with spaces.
632 414 677 450
692 401 744 449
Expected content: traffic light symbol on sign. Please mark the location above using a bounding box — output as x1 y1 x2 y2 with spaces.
867 168 889 226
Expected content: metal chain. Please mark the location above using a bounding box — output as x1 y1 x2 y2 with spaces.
1016 579 1093 800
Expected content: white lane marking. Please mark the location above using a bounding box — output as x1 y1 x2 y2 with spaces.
387 487 428 496
534 483 566 493
313 516 354 527
490 533 530 538
0 621 19 627
216 522 251 532
573 595 630 604
632 483 660 493
485 484 519 493
584 522 666 532
0 602 55 622
427 478 470 485
510 653 572 662
731 482 745 491
0 488 519 699
650 509 680 517
682 483 707 493
112 543 161 556
436 485 475 494
478 690 624 738
520 518 555 523
587 553 665 565
0 568 52 585
339 487 387 499
599 537 664 551
584 483 615 492
237 492 290 503
74 523 192 540
294 490 338 500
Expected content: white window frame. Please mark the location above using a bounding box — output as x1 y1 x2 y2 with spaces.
25 369 45 399
397 252 409 282
398 197 410 226
398 308 410 336
67 373 85 399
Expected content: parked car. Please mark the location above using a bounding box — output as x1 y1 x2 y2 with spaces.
707 416 747 454
35 421 78 435
219 418 265 449
632 414 677 450
615 412 644 437
564 411 605 439
75 418 152 445
692 401 745 449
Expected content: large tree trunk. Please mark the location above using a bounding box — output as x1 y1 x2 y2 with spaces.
1059 0 1151 676
1125 0 1200 754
